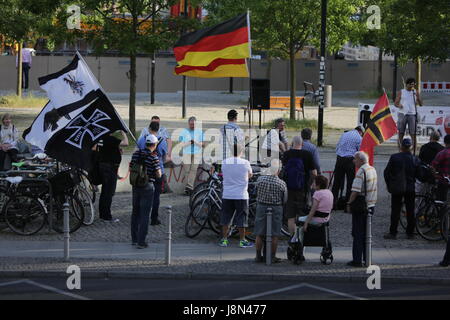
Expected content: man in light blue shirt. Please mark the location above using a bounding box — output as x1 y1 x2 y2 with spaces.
331 127 363 209
301 128 321 174
136 121 168 225
179 116 204 194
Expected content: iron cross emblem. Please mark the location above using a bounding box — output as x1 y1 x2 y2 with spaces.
65 109 111 149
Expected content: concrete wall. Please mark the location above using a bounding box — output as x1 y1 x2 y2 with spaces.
1 56 449 93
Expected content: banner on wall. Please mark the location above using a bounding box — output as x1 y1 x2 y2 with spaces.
358 103 450 144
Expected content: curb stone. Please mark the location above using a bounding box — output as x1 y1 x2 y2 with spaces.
1 270 449 286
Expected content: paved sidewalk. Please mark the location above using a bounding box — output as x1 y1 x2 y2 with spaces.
0 240 444 264
0 241 448 285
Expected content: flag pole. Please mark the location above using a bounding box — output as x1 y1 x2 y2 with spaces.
75 51 136 143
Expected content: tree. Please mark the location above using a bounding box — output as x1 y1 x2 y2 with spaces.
205 0 365 120
381 0 450 93
0 0 60 96
73 0 182 136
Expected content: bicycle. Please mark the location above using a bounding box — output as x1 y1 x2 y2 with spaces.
413 176 450 241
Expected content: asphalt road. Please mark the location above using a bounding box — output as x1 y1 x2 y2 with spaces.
1 277 449 301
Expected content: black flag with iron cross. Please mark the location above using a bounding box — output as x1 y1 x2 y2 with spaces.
23 53 129 170
42 90 127 169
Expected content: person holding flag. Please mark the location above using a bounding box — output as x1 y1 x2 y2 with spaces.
359 92 398 165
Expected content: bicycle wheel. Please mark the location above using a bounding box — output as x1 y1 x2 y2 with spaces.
189 185 209 210
79 171 97 203
50 194 84 234
73 186 95 226
3 196 46 235
185 198 210 238
208 202 222 234
415 197 444 241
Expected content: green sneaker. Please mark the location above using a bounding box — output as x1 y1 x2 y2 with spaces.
239 240 254 248
218 238 229 247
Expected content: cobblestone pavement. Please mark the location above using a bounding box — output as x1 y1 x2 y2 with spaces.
0 257 448 282
0 189 447 251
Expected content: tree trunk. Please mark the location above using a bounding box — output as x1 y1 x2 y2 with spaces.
289 45 296 120
377 48 383 94
129 53 136 136
415 57 422 94
16 43 23 97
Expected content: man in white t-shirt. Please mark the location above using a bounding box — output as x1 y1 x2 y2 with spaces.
219 144 253 248
394 77 423 153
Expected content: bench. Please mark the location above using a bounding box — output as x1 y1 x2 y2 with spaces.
243 96 305 122
304 81 319 103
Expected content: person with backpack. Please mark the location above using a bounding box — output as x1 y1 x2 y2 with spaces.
383 138 419 240
282 136 317 234
347 151 377 267
129 134 161 249
137 121 168 225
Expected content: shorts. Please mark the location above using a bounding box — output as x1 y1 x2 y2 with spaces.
220 199 249 228
285 189 306 219
397 113 416 136
254 204 283 237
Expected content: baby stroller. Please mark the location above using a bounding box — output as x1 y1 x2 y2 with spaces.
287 217 333 265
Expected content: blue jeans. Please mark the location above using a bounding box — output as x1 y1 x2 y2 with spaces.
131 183 155 245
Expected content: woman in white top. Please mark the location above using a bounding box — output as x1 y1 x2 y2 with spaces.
0 113 19 169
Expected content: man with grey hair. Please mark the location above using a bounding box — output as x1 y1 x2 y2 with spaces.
179 116 205 195
254 159 288 263
282 136 317 234
346 151 377 267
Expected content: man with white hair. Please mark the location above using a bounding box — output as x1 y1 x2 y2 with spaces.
346 151 377 267
282 136 317 234
254 159 288 263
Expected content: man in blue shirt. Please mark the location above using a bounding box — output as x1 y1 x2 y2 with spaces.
301 128 321 174
331 126 363 209
179 116 204 195
137 121 168 225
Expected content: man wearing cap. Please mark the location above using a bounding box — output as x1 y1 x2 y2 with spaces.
384 138 420 240
331 126 364 210
220 109 245 160
130 134 161 249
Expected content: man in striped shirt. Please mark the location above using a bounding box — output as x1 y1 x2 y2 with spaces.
347 151 377 267
129 134 161 249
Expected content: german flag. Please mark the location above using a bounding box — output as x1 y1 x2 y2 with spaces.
174 13 250 78
360 93 397 165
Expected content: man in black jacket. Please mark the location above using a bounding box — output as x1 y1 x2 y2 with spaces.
383 138 419 239
419 132 444 165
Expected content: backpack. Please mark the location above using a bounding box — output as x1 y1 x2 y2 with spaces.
284 156 305 190
129 151 148 187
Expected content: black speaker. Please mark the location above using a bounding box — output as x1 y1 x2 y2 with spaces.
251 79 270 109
